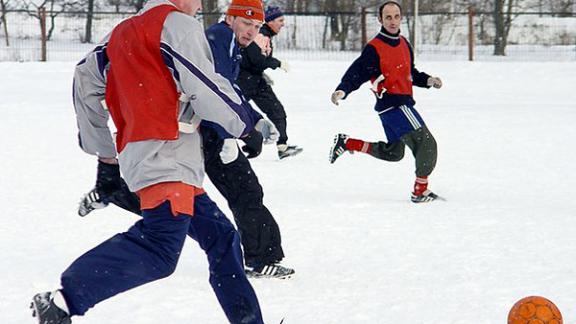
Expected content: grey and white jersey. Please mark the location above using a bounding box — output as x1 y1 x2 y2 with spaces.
73 0 252 192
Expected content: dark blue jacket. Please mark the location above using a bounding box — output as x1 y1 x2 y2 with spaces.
204 21 263 135
206 21 243 82
336 27 431 112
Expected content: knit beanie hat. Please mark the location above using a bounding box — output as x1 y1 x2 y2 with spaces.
265 6 284 22
227 0 265 22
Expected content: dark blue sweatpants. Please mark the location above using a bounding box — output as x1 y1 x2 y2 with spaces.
60 193 263 324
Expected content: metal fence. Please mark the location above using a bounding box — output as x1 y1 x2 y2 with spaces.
1 9 575 62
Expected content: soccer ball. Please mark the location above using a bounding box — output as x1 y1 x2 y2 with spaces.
508 296 563 324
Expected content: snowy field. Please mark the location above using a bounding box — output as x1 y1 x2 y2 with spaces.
1 60 576 323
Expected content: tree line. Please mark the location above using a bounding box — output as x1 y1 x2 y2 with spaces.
1 0 574 55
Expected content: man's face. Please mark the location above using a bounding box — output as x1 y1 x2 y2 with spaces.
228 16 262 47
267 16 285 34
379 4 402 34
177 0 202 16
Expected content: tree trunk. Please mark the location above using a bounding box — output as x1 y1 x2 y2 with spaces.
133 0 145 12
0 0 9 46
493 0 506 55
202 0 219 29
84 0 94 43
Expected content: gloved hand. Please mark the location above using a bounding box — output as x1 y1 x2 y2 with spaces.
219 139 239 164
96 160 123 197
262 72 274 86
254 118 279 144
78 159 121 217
78 178 141 217
427 76 443 89
331 90 346 106
241 129 264 159
279 60 290 73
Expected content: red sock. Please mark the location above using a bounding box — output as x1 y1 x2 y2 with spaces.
345 138 371 153
413 176 428 196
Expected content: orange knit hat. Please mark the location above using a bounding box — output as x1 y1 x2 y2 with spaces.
226 0 265 22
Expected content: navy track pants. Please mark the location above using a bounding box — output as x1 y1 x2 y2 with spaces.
60 194 263 324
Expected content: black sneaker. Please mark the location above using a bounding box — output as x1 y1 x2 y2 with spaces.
329 134 348 164
78 188 108 217
31 291 71 324
278 145 303 160
245 264 295 279
411 190 441 203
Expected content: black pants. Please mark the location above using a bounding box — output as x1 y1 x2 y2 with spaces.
239 77 288 145
202 126 284 267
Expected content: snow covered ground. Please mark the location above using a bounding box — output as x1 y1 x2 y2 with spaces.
1 60 576 323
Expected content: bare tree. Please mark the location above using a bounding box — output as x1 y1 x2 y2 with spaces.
202 0 219 29
549 0 574 16
128 0 144 11
23 0 78 40
493 0 517 55
0 0 9 46
84 0 94 42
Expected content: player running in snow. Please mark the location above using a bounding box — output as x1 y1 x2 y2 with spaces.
329 1 444 203
237 6 303 160
78 0 295 280
31 0 265 323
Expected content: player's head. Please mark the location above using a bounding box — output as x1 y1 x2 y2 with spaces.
378 1 402 34
225 0 265 47
265 6 285 34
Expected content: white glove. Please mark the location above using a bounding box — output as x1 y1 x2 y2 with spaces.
427 76 443 89
279 60 290 73
262 72 274 86
331 90 346 106
255 119 279 144
219 139 239 164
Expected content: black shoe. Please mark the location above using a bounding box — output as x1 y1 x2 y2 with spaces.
77 188 108 217
329 134 348 164
245 263 295 279
411 190 441 203
31 291 71 324
278 145 303 160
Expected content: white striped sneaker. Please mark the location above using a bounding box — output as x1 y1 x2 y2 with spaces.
245 264 295 279
411 189 442 203
329 134 349 164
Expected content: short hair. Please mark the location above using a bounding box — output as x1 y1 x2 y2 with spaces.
378 1 403 18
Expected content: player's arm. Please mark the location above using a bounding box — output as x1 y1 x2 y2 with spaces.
331 44 380 105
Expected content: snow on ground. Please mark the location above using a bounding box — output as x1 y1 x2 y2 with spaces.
1 60 576 324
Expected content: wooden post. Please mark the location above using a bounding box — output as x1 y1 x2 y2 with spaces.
413 0 419 52
39 7 47 61
361 7 367 47
468 6 475 61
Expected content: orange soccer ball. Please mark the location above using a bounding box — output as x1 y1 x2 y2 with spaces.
508 296 563 324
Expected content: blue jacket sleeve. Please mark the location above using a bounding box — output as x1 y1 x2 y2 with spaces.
202 25 261 139
335 45 381 99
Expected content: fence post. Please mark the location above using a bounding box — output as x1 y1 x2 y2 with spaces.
39 7 47 61
468 6 475 61
361 7 367 48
